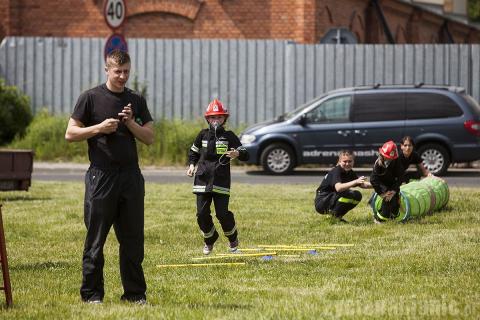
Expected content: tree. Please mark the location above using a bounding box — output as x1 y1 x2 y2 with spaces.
0 79 33 145
468 0 480 22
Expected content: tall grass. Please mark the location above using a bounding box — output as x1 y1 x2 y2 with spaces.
8 110 87 162
137 118 205 166
8 111 243 166
0 182 478 319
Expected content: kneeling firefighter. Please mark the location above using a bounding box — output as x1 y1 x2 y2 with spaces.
314 150 372 221
370 140 405 221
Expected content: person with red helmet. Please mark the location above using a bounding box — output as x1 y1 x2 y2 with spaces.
186 99 249 255
370 140 405 222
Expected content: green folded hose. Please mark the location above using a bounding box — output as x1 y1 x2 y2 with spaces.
371 176 449 222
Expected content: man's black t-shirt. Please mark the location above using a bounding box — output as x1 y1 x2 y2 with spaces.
71 84 153 168
316 165 358 195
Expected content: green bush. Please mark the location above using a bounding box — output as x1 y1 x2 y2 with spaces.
138 118 205 166
9 109 88 161
9 111 243 166
0 79 33 145
468 0 480 21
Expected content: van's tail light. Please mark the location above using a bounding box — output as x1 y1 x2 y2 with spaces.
464 120 480 136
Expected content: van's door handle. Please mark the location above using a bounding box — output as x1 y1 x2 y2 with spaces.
337 130 351 137
354 130 367 136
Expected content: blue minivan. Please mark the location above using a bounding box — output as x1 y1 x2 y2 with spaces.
239 85 480 175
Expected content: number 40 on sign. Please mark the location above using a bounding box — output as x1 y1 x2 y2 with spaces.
104 0 126 30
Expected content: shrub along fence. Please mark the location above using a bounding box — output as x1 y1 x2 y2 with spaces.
8 110 227 166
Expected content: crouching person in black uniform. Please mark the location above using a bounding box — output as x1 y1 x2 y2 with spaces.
65 50 154 304
370 140 404 222
186 99 249 255
314 150 371 222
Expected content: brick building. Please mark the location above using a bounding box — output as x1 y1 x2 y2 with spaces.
1 0 479 44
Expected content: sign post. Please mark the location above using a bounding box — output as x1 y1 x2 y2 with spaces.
103 0 128 60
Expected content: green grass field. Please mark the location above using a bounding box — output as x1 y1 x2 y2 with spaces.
0 181 479 319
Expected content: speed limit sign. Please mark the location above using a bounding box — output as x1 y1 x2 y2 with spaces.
104 0 126 30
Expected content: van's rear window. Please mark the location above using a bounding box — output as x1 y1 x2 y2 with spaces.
406 93 463 119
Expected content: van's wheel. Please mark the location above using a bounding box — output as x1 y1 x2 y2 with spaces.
417 143 450 176
260 143 295 174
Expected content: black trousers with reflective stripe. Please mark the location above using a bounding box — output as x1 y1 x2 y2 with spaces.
330 190 362 218
196 193 238 245
315 190 362 218
81 166 146 302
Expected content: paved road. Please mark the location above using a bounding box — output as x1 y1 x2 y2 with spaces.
32 162 480 187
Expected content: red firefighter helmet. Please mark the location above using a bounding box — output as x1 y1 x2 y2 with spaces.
379 140 399 160
204 99 229 119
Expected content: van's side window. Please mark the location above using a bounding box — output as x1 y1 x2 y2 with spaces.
305 95 351 123
352 93 405 122
406 93 463 119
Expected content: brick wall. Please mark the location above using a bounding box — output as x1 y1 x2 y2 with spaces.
0 0 478 43
0 0 107 37
0 0 7 40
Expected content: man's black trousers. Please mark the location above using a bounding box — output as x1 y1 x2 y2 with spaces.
196 193 238 245
80 166 146 302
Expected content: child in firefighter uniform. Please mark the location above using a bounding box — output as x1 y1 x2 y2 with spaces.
187 99 249 255
314 150 371 222
370 140 405 222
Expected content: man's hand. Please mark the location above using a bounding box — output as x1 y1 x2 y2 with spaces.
118 103 133 123
65 117 120 142
99 118 120 134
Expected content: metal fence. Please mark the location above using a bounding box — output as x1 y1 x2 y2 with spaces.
1 37 479 126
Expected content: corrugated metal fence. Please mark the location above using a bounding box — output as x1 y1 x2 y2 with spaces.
1 37 479 126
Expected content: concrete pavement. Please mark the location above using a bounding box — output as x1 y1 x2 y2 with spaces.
32 162 480 187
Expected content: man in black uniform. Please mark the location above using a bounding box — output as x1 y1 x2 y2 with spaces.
315 150 371 221
65 50 154 304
